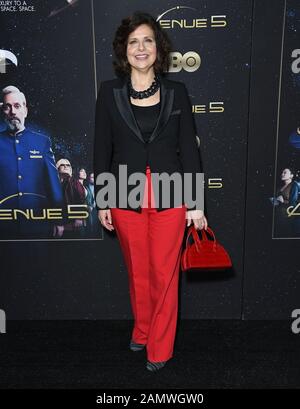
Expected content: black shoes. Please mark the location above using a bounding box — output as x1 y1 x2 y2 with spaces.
130 340 168 371
129 339 146 351
146 360 167 372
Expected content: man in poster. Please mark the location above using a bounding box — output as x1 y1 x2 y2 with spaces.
0 85 63 239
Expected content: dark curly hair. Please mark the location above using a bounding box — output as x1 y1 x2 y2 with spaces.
112 11 172 79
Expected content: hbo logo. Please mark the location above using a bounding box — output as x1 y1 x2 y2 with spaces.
168 51 201 72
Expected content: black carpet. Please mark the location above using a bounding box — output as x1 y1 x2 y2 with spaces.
0 320 299 389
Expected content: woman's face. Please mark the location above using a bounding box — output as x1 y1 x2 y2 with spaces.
126 24 157 74
281 168 293 181
79 169 87 179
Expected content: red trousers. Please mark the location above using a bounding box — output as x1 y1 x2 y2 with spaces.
110 165 187 362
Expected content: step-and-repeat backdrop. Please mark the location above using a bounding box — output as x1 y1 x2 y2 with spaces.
0 0 299 319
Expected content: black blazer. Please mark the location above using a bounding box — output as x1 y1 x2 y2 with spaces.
93 73 202 212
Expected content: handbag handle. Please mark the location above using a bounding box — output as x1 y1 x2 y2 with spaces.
186 225 201 252
185 225 217 252
200 226 217 242
192 227 217 251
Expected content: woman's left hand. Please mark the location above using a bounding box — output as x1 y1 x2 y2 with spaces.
186 209 208 230
276 195 284 203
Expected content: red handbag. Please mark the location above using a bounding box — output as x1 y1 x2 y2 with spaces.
181 225 232 272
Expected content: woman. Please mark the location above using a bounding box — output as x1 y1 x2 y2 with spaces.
274 167 299 236
275 168 299 207
54 160 87 238
94 11 208 372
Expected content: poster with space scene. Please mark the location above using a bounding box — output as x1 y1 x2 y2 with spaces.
0 0 101 240
271 0 300 238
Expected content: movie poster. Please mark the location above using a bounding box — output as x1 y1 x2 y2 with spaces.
272 0 300 238
0 0 102 240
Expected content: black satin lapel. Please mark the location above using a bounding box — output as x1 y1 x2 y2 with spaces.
113 74 174 144
148 79 174 144
113 81 145 144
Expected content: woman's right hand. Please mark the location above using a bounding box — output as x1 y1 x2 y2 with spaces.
98 209 114 231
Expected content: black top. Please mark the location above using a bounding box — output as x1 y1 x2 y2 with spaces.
131 101 161 143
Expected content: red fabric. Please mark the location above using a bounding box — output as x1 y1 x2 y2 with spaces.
110 166 187 362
